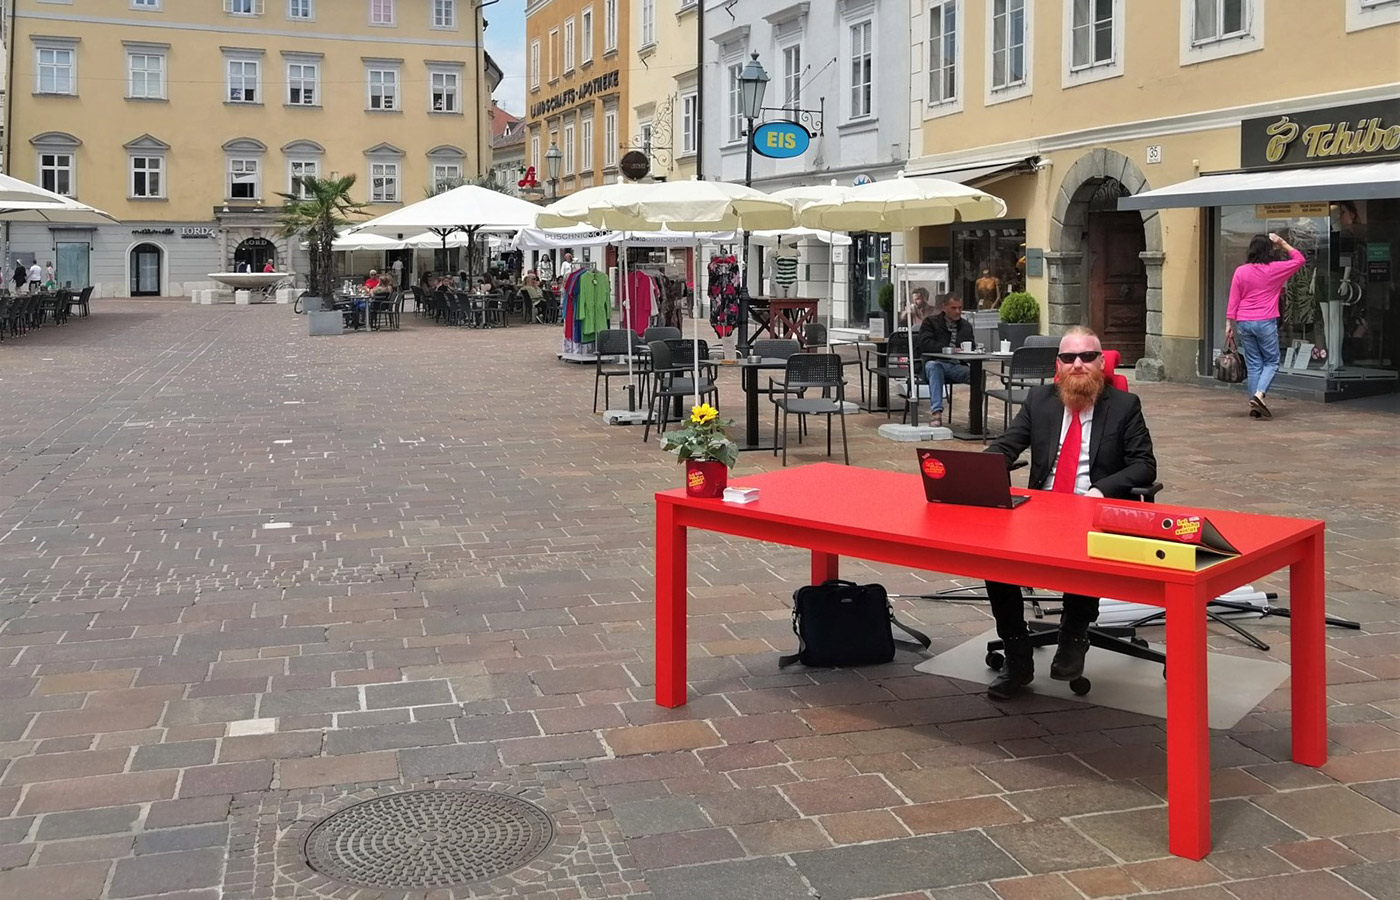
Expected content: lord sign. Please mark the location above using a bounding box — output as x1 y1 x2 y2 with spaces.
752 122 810 159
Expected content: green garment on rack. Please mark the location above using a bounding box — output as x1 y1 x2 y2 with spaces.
577 270 610 343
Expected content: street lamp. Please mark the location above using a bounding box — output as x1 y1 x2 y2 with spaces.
737 52 769 353
544 142 562 199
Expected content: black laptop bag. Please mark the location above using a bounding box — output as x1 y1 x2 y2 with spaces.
780 579 932 668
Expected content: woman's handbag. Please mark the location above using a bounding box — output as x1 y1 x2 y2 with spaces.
1215 337 1246 384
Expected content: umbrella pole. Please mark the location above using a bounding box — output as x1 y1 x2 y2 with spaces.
904 269 920 427
692 240 701 410
622 246 637 412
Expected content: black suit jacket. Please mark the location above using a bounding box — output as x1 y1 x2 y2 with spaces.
984 384 1156 500
915 313 976 359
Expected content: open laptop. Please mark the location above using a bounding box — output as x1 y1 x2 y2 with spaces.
916 448 1030 509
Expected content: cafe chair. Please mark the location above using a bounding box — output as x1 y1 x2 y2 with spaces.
803 322 827 349
593 329 644 413
643 326 681 342
769 352 849 465
860 329 910 415
643 339 719 443
750 339 801 360
983 345 1059 435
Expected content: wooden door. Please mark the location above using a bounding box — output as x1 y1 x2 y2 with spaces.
1087 211 1147 364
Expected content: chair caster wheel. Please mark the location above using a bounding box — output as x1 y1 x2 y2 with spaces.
1070 677 1091 696
1130 637 1149 649
985 651 1004 670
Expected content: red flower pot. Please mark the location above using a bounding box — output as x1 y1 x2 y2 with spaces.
685 460 728 498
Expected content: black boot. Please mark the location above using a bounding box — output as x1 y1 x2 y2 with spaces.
988 635 1034 700
1050 625 1090 681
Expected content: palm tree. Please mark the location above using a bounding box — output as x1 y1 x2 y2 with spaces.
277 174 366 298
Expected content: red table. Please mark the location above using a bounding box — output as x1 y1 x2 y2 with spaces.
654 463 1327 860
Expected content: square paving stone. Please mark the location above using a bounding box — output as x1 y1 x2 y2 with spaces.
646 857 812 900
1336 859 1400 900
1253 785 1400 838
612 797 711 837
1356 778 1400 814
323 720 456 755
109 847 224 898
134 823 230 854
37 805 141 839
130 741 218 772
1071 799 1304 862
397 744 500 778
257 687 361 718
983 821 1115 873
1226 869 1379 900
791 831 1025 899
363 680 454 709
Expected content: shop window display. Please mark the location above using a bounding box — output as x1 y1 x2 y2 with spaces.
952 221 1027 310
1212 200 1397 379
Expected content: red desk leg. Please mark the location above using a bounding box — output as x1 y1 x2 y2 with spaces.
1290 533 1328 766
812 551 839 584
1165 584 1211 860
655 503 688 708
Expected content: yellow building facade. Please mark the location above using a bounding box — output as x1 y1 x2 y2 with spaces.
909 0 1400 398
524 0 630 199
628 0 697 183
5 0 492 297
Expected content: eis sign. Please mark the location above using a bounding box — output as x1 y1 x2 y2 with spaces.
751 121 811 159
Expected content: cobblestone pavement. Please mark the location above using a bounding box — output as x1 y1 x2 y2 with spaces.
0 300 1396 900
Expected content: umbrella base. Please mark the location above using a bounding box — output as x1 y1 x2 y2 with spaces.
602 409 652 426
878 423 952 442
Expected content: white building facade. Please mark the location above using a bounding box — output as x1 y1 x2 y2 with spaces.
701 0 910 327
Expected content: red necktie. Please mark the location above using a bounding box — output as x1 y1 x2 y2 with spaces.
1052 411 1082 494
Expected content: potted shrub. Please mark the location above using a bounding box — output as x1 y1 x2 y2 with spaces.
660 403 739 498
998 291 1041 350
877 282 895 333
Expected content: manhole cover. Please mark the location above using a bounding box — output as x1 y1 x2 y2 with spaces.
303 788 555 889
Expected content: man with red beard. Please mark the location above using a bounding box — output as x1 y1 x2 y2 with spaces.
981 327 1157 700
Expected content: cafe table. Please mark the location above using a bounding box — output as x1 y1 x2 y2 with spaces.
729 355 857 452
924 349 1013 439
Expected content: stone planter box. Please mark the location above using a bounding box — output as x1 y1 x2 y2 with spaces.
999 322 1039 351
308 310 343 336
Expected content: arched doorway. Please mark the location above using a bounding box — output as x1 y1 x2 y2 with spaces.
130 243 162 296
1048 150 1165 378
234 237 276 272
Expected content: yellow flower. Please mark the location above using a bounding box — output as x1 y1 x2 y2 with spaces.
689 403 718 425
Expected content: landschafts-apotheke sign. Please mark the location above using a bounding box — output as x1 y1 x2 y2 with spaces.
1241 98 1400 170
528 70 619 119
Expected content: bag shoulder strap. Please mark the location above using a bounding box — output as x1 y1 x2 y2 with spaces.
891 610 932 651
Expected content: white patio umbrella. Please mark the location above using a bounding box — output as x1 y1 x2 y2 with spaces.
0 173 117 218
786 173 1008 428
349 184 540 277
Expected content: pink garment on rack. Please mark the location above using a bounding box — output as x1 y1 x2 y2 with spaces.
625 271 656 335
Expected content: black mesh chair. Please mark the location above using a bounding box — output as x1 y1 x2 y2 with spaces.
862 330 914 418
643 326 682 342
803 322 827 348
593 329 645 413
644 339 718 443
984 346 1059 434
770 352 848 465
750 339 800 360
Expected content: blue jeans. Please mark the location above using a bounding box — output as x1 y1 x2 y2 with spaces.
924 360 971 412
1236 318 1280 397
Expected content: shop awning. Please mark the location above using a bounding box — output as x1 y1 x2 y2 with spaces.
1119 160 1400 211
913 158 1039 185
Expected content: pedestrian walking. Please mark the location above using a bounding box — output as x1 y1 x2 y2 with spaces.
1225 232 1305 419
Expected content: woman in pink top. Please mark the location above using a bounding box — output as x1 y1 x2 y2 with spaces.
1225 232 1304 419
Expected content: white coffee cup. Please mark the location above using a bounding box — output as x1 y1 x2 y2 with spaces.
1000 339 1012 353
959 341 973 352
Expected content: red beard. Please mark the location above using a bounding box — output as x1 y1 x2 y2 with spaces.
1058 368 1106 412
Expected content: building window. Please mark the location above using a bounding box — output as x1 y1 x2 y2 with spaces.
564 18 576 72
848 21 872 119
288 62 318 104
1070 0 1114 68
229 158 260 199
132 0 160 9
430 71 459 111
370 0 394 25
370 162 399 201
641 0 656 47
581 7 594 63
604 0 618 52
531 133 540 170
991 0 1026 90
225 0 264 14
639 121 653 162
581 116 594 170
130 155 164 198
368 68 399 109
564 123 576 175
128 52 166 99
1347 0 1400 30
681 92 697 155
530 41 541 89
40 153 74 196
432 0 455 28
548 29 560 80
727 63 743 143
929 0 957 104
433 162 461 191
603 110 617 166
781 43 802 113
289 159 318 197
288 0 312 19
36 48 76 95
1191 0 1248 44
227 59 260 103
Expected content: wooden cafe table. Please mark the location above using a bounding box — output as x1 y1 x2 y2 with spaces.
654 463 1328 860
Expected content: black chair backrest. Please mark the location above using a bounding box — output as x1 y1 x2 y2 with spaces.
1022 334 1059 348
881 330 915 370
647 340 673 375
752 339 801 360
644 326 682 342
1006 345 1060 383
784 352 844 390
595 329 633 356
663 338 709 368
804 322 828 346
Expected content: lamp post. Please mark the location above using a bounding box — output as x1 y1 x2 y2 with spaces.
544 142 562 199
736 52 769 354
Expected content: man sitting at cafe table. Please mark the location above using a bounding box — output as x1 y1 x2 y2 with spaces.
914 294 976 428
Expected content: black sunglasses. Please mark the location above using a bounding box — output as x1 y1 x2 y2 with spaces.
1057 351 1102 364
